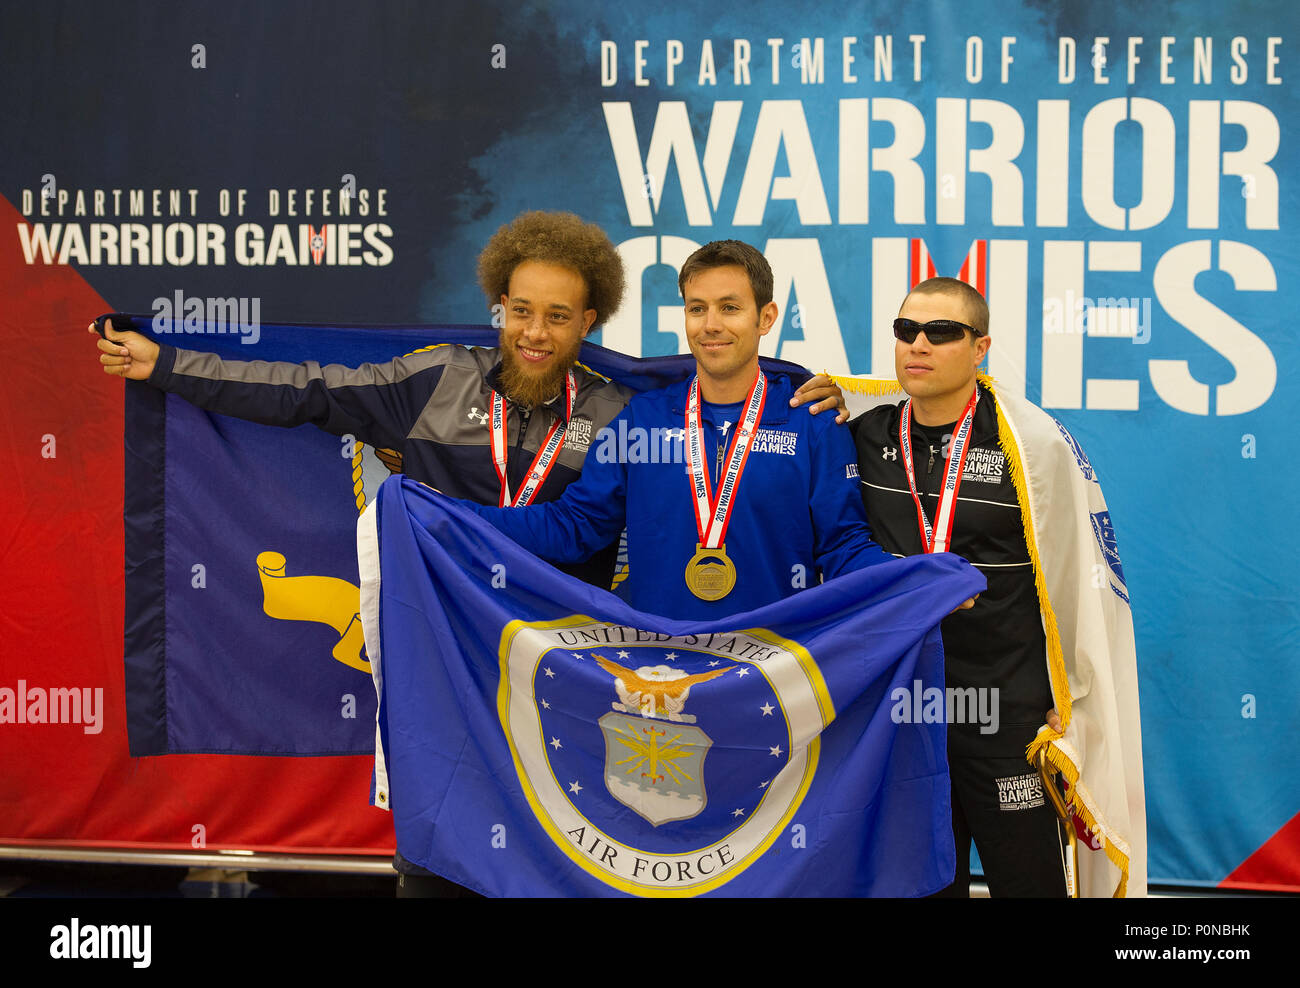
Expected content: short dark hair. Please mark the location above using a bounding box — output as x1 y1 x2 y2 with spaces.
677 240 774 308
907 277 989 336
477 211 625 327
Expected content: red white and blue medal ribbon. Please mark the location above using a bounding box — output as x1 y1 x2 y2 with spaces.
490 369 576 508
898 386 979 554
686 372 767 548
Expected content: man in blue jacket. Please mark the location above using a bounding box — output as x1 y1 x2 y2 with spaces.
465 240 894 619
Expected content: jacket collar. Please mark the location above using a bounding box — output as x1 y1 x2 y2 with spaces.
894 380 997 443
486 360 574 422
668 371 793 426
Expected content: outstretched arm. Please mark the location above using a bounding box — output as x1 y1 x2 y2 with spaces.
88 320 445 450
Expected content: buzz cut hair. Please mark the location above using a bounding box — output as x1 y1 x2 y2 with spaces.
477 210 626 327
677 240 774 309
907 277 990 336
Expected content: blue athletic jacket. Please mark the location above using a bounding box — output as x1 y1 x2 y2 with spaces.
466 373 893 620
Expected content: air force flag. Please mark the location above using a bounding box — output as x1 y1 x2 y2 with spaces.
359 477 985 897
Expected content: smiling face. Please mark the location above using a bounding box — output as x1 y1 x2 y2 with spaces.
894 290 991 423
682 264 778 403
498 260 596 406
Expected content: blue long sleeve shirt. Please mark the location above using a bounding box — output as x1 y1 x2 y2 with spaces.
464 374 893 620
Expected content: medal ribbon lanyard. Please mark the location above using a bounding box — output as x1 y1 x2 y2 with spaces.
898 386 979 554
490 370 577 508
686 372 767 549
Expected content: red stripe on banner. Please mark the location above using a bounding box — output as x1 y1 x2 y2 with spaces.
1219 810 1300 892
953 240 989 298
911 239 938 287
957 240 988 297
0 194 394 858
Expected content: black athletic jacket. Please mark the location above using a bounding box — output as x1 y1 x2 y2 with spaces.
850 385 1053 757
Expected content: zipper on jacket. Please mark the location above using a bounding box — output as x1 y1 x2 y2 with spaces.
512 407 531 491
714 422 730 487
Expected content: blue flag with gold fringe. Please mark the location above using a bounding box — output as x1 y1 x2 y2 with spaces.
360 476 985 897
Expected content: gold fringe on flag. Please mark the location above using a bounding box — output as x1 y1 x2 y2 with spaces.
1030 735 1132 897
983 371 1130 896
826 373 905 398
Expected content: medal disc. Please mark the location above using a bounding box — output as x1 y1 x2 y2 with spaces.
684 543 737 601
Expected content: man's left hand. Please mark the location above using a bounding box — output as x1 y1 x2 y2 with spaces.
1046 708 1063 733
790 374 848 424
949 593 979 614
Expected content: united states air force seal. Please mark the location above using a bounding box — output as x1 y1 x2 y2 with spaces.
497 616 831 897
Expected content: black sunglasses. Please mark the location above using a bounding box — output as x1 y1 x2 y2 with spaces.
892 317 978 345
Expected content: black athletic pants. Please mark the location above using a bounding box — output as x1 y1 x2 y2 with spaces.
930 753 1069 898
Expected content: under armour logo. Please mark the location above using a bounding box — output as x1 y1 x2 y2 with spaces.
882 446 898 461
664 428 685 442
467 407 489 424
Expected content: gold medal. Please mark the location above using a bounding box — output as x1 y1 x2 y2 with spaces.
683 373 765 604
684 543 737 601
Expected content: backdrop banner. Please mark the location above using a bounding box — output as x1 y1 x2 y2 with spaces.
2 0 1295 889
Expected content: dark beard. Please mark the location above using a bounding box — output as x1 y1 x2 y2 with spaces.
498 347 574 408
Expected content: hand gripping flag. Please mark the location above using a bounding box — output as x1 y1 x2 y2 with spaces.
359 476 986 897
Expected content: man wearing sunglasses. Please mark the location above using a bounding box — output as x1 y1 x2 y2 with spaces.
848 277 1130 898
